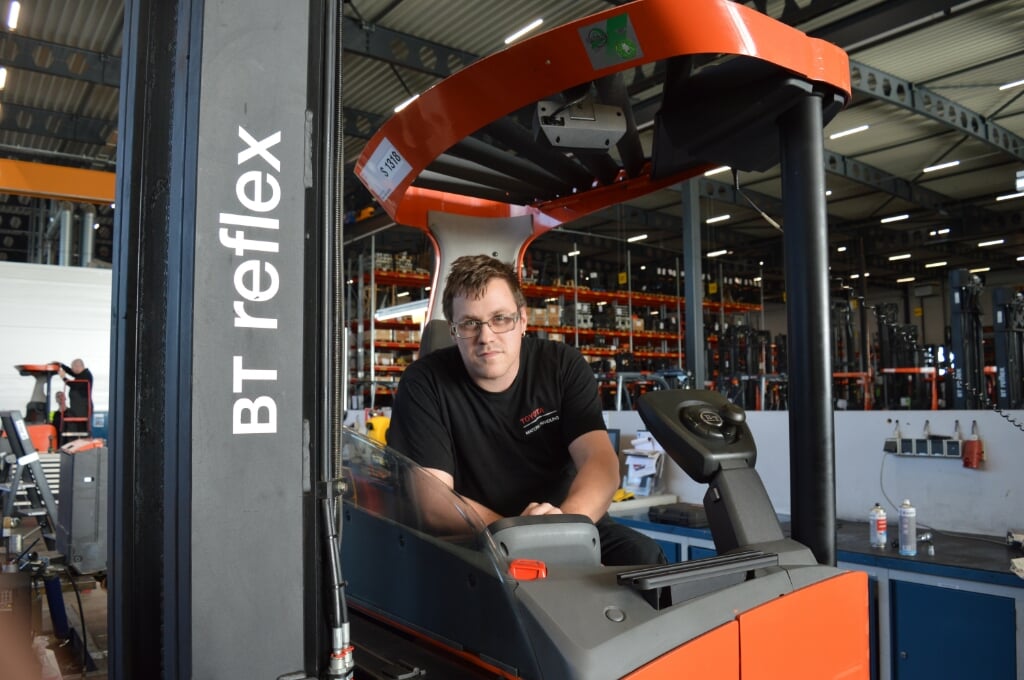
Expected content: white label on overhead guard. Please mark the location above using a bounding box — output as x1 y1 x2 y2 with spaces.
360 138 413 201
1016 169 1023 192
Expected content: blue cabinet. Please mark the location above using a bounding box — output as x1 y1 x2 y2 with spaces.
688 545 717 560
654 538 682 563
890 579 1016 679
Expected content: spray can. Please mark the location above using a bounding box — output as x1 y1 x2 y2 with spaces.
869 503 887 548
898 499 917 556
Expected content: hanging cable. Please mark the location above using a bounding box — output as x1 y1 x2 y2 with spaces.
733 169 782 232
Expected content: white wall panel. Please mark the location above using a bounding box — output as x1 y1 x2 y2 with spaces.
0 261 111 414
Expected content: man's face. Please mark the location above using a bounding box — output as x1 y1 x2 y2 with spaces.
450 279 526 393
71 359 84 373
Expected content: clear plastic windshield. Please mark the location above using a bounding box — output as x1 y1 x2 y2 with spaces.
339 427 510 582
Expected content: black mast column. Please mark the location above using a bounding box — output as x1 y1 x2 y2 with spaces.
111 1 325 677
779 93 836 566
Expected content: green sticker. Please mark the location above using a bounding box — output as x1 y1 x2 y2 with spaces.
578 13 644 70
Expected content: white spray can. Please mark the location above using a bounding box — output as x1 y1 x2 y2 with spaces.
869 503 887 548
898 499 917 556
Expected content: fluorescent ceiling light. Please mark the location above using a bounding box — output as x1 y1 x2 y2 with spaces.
396 290 410 298
504 18 543 44
850 274 860 279
922 160 960 173
924 261 947 269
753 276 762 283
705 214 731 224
969 267 990 274
996 191 1024 202
825 189 833 197
837 246 847 252
706 249 728 258
1017 255 1024 262
897 277 916 283
929 228 950 236
703 166 731 177
627 234 647 242
829 124 869 140
888 253 911 261
567 250 580 257
977 239 1004 247
7 1 19 30
0 67 7 90
375 298 428 321
999 78 1024 91
394 94 419 113
880 214 909 224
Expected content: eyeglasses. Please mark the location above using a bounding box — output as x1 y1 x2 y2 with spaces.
451 311 520 339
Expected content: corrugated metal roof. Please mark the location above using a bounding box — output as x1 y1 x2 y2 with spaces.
0 0 1020 287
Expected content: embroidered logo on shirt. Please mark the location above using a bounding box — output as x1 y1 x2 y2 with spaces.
520 408 560 435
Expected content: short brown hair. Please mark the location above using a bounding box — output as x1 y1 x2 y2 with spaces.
441 255 526 321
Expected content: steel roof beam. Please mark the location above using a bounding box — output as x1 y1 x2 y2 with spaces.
0 30 120 87
344 106 387 139
341 15 477 79
742 0 852 26
0 102 113 145
849 60 1024 161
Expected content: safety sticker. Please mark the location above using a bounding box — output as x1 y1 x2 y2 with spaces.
577 13 644 70
359 137 413 201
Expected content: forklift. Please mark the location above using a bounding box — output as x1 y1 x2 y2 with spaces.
108 0 860 677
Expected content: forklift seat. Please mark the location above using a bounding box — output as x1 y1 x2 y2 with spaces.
419 319 454 358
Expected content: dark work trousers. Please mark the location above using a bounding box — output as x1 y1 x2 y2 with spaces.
595 514 667 566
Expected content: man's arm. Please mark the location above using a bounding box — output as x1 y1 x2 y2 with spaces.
420 467 504 527
559 430 620 522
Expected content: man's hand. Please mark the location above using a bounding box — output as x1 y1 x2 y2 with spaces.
521 502 563 516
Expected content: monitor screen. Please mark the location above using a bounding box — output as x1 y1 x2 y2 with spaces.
607 428 620 454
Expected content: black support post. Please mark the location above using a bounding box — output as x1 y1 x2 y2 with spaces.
111 1 326 677
779 94 836 566
681 180 705 386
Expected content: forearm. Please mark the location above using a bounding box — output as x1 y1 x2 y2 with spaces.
461 496 503 526
559 456 618 522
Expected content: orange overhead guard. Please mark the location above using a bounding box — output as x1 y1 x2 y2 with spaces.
355 0 851 234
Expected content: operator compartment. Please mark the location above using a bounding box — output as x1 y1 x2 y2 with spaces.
339 390 868 680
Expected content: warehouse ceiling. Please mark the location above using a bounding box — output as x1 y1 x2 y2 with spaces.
0 0 1021 302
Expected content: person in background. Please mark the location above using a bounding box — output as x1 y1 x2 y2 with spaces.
57 358 94 421
387 254 665 566
50 391 67 445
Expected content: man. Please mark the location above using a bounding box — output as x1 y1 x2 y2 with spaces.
57 358 94 421
387 254 665 566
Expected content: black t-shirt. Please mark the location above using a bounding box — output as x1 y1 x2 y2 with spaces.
387 337 606 518
59 363 94 418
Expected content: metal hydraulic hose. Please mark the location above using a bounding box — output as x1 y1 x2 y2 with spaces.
320 0 353 677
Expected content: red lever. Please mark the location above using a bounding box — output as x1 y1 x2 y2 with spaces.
508 558 547 580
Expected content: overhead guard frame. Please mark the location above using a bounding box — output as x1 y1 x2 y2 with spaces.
354 0 851 232
354 0 850 564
